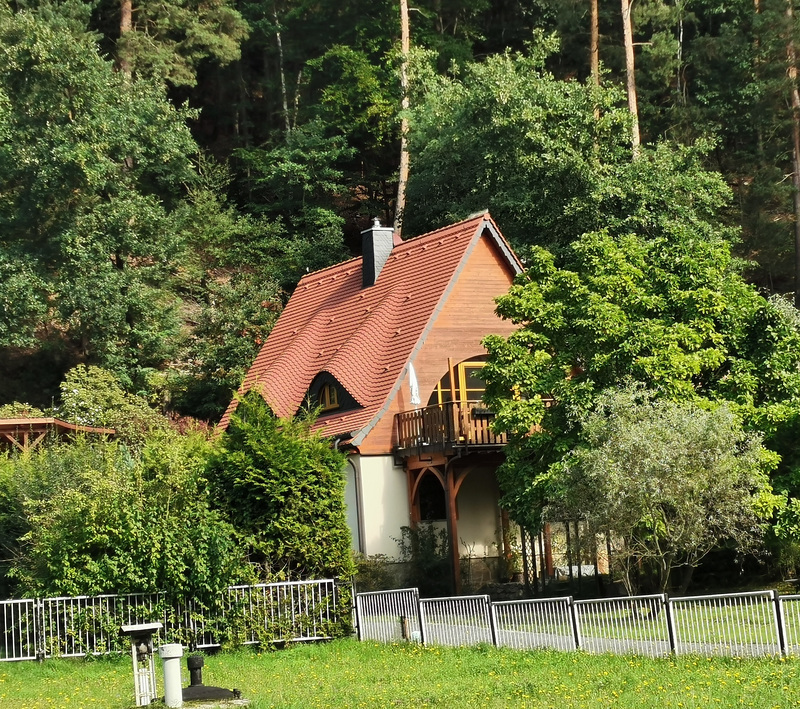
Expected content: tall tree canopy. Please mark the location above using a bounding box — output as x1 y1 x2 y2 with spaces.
481 166 800 550
0 7 285 413
0 9 195 385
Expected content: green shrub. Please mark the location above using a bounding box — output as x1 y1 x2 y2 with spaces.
208 393 355 581
396 523 451 597
3 431 246 601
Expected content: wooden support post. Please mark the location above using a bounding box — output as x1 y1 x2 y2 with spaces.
544 523 554 577
538 532 547 592
575 521 583 592
407 468 421 526
565 521 574 585
445 464 461 595
500 509 512 581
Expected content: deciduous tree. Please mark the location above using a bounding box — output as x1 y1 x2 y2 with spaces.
546 385 779 594
480 148 800 555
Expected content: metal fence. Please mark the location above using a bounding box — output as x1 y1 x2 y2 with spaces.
779 595 800 655
419 595 495 647
669 590 781 657
491 597 575 652
575 594 671 658
356 588 421 643
1 579 344 662
355 587 800 658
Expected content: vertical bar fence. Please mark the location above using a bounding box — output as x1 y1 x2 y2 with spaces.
0 598 37 661
491 597 575 651
778 595 800 656
668 591 782 657
0 579 343 662
419 595 494 647
354 588 421 643
355 587 800 659
574 594 671 658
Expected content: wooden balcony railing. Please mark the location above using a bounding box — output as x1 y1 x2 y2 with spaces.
393 401 507 456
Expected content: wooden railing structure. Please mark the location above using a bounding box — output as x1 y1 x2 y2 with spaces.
393 400 507 457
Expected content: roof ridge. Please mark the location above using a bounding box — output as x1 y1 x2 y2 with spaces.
296 212 491 284
395 212 489 247
297 255 361 285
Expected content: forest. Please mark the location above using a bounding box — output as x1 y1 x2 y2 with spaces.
1 0 799 422
5 1 800 594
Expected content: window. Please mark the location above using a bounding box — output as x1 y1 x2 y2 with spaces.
426 357 488 405
319 383 339 411
418 473 447 521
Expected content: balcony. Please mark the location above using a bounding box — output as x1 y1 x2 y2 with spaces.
393 400 508 458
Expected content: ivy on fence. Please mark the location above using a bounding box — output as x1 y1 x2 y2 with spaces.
1 579 350 661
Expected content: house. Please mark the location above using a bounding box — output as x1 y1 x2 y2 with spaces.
220 212 531 592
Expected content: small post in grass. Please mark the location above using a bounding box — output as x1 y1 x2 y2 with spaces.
120 622 163 707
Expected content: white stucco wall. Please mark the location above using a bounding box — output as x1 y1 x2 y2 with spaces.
343 458 362 552
343 453 504 563
455 470 502 559
345 454 410 558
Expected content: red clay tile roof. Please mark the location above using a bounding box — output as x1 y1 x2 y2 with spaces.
219 212 521 439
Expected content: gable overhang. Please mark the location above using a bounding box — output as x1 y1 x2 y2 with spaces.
349 215 523 446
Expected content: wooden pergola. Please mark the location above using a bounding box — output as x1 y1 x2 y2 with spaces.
0 418 115 452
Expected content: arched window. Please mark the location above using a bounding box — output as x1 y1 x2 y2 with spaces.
418 473 446 521
427 355 489 405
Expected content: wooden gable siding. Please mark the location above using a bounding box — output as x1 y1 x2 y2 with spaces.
357 230 519 455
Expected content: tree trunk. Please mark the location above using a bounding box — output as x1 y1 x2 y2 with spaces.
678 564 694 595
621 0 641 154
787 2 800 306
590 0 600 87
676 2 685 106
118 0 132 77
292 69 303 131
274 8 291 137
394 0 411 237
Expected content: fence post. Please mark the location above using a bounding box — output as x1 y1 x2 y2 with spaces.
664 594 677 655
569 597 581 650
353 593 364 642
35 599 45 661
772 590 787 657
488 598 499 648
417 592 428 646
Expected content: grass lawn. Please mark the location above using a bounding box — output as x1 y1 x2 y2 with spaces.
0 638 798 709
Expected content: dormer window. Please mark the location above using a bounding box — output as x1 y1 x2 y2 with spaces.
320 383 339 411
306 372 360 415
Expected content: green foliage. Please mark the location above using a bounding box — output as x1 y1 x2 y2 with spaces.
3 431 245 600
395 522 451 597
547 385 780 594
209 393 355 581
1 377 358 598
167 159 285 419
116 0 249 87
0 9 195 387
482 173 800 528
405 45 633 251
235 120 351 288
0 402 45 418
57 365 166 445
352 552 396 593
